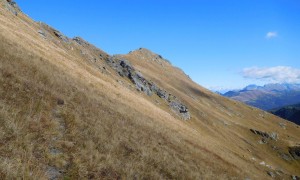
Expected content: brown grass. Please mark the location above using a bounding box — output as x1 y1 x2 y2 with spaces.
0 1 299 179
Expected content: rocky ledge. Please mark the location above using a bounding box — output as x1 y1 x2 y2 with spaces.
289 146 300 160
5 0 21 16
250 129 278 144
107 57 191 120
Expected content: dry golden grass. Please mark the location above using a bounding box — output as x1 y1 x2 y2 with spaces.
0 1 299 179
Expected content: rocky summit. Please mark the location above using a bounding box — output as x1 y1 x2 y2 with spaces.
0 0 299 179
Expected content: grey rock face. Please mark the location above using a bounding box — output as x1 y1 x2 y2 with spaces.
156 89 169 100
118 59 133 77
113 59 155 96
129 73 153 96
106 57 191 120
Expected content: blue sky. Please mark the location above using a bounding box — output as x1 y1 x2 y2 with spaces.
17 0 300 91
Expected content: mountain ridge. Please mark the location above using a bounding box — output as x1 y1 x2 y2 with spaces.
0 0 300 179
223 83 300 110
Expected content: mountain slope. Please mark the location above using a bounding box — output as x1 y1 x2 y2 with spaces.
223 84 300 110
270 103 300 125
0 1 300 179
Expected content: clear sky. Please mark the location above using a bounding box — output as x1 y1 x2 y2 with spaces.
17 0 300 91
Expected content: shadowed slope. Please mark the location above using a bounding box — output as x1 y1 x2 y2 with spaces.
270 104 300 125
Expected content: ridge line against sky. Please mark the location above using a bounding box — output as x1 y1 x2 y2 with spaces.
17 0 300 91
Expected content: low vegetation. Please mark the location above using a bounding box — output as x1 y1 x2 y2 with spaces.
0 0 299 179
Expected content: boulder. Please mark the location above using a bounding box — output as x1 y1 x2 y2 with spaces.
169 100 191 120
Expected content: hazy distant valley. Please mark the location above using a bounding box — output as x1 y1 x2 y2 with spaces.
222 83 300 111
221 84 300 125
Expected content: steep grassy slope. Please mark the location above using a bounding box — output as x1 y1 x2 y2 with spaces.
0 1 300 179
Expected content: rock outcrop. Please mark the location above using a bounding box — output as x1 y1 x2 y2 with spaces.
73 37 90 46
53 30 69 43
250 129 278 143
5 0 21 16
38 30 47 39
169 100 190 120
289 146 300 160
107 56 191 120
37 22 70 43
250 129 270 138
26 17 191 120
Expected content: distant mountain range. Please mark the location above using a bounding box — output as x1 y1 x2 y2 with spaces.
221 83 300 110
270 103 300 125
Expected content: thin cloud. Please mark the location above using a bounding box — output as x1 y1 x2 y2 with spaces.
208 86 237 93
242 66 300 83
265 31 278 39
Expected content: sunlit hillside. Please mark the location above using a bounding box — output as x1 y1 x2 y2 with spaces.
0 0 299 179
